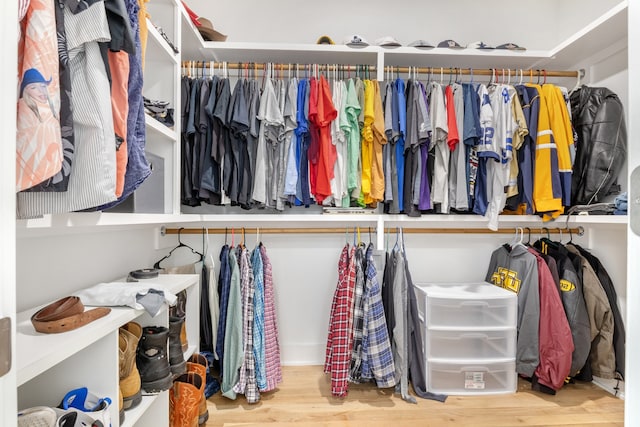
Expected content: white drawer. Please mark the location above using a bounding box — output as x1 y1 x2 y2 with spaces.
426 328 516 360
414 282 517 329
427 359 517 395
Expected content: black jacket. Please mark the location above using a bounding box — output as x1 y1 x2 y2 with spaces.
570 86 627 205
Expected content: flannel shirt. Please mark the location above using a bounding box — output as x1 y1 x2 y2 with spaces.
360 245 396 388
251 246 267 391
233 247 260 403
324 244 356 397
349 244 367 382
261 244 283 391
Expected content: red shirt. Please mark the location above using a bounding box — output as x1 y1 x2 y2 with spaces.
309 75 338 203
445 85 460 151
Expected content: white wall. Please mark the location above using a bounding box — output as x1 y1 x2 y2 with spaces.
188 0 623 48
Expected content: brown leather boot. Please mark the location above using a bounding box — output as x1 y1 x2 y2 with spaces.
186 360 209 426
170 290 188 352
119 322 142 410
169 372 202 427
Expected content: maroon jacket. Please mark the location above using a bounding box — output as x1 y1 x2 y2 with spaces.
529 248 574 390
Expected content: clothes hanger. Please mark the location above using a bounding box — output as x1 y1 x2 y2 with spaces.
569 68 583 95
154 228 204 269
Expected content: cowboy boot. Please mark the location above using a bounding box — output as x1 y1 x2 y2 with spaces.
170 290 189 352
169 372 202 427
137 326 173 392
119 322 142 410
186 360 209 426
169 316 187 375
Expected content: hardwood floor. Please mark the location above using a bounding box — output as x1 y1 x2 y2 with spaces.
204 366 624 426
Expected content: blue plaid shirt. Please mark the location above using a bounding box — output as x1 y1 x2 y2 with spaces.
360 245 396 388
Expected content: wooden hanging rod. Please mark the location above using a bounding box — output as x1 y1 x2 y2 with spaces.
180 61 581 79
161 226 584 236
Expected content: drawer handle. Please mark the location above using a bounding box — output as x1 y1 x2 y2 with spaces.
459 301 489 307
460 333 489 339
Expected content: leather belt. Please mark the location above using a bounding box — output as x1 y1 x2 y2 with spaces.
31 296 111 334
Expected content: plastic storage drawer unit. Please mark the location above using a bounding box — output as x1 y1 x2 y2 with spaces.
414 282 517 329
426 328 516 360
427 359 517 395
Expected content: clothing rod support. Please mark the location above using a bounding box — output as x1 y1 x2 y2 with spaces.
162 226 584 236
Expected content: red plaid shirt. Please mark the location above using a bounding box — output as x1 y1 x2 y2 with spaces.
324 244 356 397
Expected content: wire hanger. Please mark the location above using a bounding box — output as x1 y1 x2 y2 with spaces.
154 228 204 269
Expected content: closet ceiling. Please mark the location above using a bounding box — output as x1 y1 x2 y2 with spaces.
188 0 625 50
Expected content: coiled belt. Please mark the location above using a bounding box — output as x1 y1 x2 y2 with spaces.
30 296 111 334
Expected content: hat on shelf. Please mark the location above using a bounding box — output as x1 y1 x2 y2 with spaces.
316 35 335 45
375 36 402 48
496 42 526 51
437 39 465 49
197 17 227 42
467 41 495 50
343 34 369 47
408 39 435 49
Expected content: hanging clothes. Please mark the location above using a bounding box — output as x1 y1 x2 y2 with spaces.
16 0 63 192
534 237 591 377
18 0 118 218
251 246 266 391
528 248 573 393
221 248 243 399
485 243 540 378
259 243 283 391
324 244 356 397
233 246 260 403
358 244 395 388
570 243 625 379
565 244 615 380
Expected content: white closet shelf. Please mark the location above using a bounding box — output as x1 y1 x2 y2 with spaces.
191 41 381 65
145 114 177 141
17 212 627 236
379 47 548 71
16 213 201 237
146 19 179 66
178 2 627 74
16 274 198 386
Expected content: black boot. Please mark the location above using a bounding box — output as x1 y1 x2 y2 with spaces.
169 316 187 376
137 326 173 392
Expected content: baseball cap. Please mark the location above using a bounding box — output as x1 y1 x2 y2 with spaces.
375 36 402 48
343 34 369 47
316 35 335 45
437 39 465 49
496 42 526 51
197 17 227 41
408 39 435 49
467 41 494 50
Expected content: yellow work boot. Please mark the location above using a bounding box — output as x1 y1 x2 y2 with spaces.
119 322 142 410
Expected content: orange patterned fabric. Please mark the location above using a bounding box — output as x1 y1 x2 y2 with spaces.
16 0 62 191
107 50 130 198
